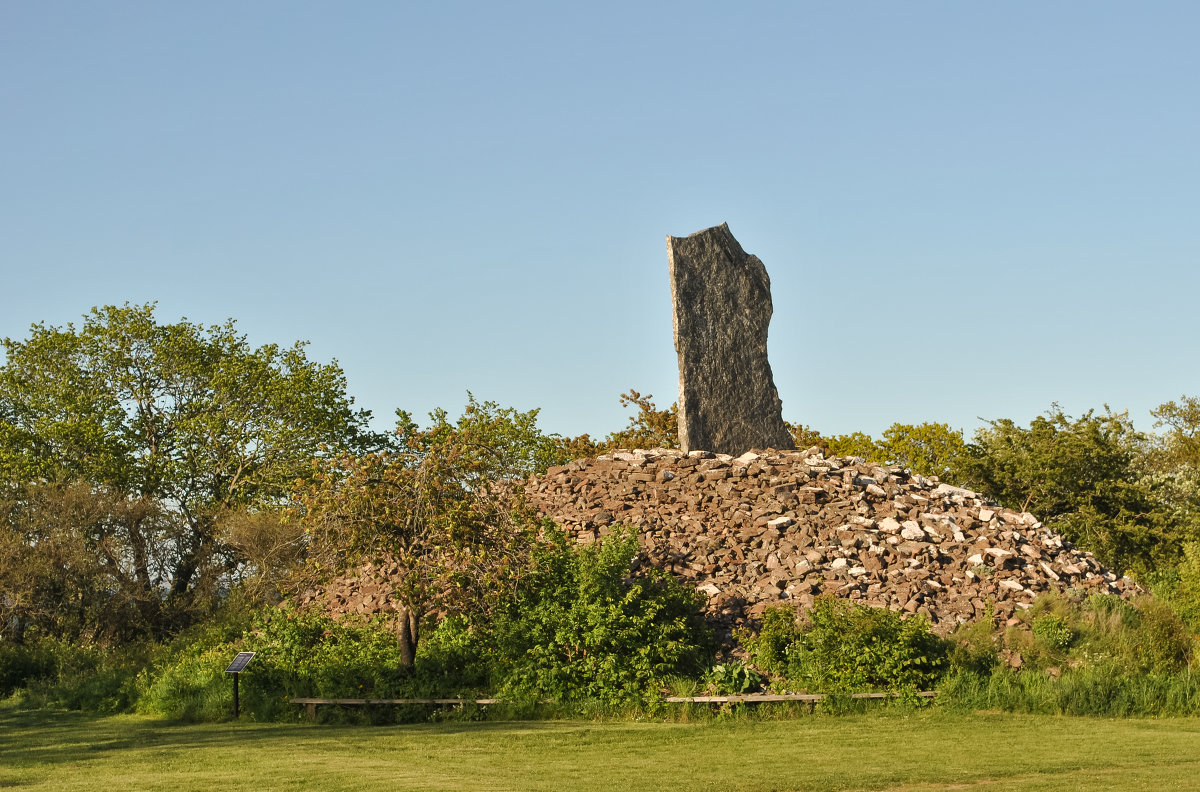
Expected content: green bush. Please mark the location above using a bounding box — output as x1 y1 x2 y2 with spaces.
136 605 452 722
705 662 764 695
1031 614 1074 653
485 527 714 705
744 599 949 693
1 637 150 713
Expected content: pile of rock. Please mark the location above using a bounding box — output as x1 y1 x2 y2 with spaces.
295 558 408 620
524 447 1138 641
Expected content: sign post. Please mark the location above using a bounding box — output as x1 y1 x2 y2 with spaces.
224 652 255 719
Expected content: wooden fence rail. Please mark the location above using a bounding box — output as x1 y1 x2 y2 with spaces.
290 691 935 720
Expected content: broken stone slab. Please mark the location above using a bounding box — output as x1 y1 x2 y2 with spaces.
666 223 794 456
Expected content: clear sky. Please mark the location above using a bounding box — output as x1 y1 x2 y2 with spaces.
3 2 1198 441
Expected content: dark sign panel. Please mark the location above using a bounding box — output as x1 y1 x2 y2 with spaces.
225 651 255 674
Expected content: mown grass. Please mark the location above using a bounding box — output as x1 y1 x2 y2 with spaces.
3 705 1200 791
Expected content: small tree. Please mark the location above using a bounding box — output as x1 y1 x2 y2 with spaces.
297 396 555 667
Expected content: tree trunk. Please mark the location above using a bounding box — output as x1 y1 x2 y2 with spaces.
395 606 420 668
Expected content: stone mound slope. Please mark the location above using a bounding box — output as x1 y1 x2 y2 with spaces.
524 447 1138 640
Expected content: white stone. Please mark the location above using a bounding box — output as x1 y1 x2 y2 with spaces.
1039 561 1061 581
767 516 793 529
698 583 721 597
935 483 979 499
900 522 926 541
830 557 849 569
978 508 995 522
878 517 901 533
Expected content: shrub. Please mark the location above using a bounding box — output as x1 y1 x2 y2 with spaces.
744 599 950 693
485 527 714 705
1 637 149 713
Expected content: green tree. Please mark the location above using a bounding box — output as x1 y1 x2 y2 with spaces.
555 389 679 460
824 431 879 461
1149 395 1200 471
0 303 376 632
607 390 679 450
0 482 173 643
297 396 557 667
956 406 1163 575
876 422 966 480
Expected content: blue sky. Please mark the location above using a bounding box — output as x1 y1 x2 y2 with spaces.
3 2 1198 441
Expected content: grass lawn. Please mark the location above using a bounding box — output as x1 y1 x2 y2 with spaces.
3 706 1200 791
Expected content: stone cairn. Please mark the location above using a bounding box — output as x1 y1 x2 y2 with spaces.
524 446 1138 645
303 224 1136 649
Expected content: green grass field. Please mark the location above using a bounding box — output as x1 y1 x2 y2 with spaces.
4 707 1200 791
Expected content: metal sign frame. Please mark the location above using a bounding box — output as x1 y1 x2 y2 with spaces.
224 651 256 718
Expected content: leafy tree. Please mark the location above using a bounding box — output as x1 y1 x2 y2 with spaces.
555 389 679 460
0 482 173 644
956 406 1163 575
876 422 966 480
297 396 556 667
824 431 879 461
607 390 679 450
1149 396 1200 471
786 422 828 452
817 423 965 480
0 303 376 632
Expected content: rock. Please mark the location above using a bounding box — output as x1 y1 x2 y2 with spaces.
666 223 794 455
308 447 1142 647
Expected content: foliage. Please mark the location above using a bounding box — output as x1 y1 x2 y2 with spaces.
823 431 878 461
876 423 966 480
1148 395 1200 471
131 528 713 719
608 390 679 450
955 406 1164 575
952 593 1194 677
705 661 765 695
785 423 827 452
938 666 1200 717
0 637 151 713
485 527 714 704
818 423 966 481
1159 541 1200 630
743 600 949 693
558 390 680 459
133 605 414 722
297 396 553 666
0 303 376 638
0 482 175 644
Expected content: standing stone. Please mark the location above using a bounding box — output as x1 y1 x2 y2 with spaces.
667 223 794 455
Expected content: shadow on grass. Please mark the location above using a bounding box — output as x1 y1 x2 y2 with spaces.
0 705 576 772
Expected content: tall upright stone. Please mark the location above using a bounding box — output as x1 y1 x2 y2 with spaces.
667 223 794 455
